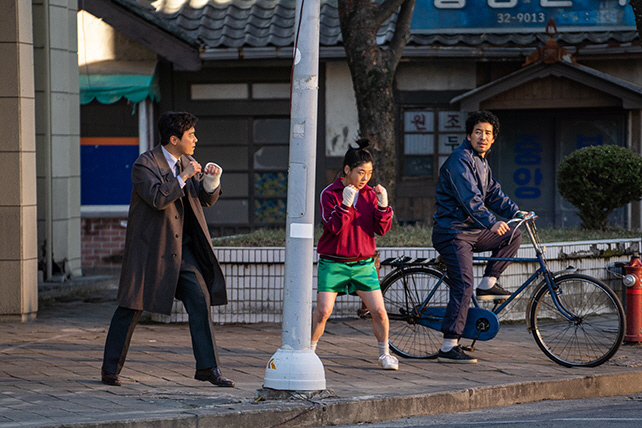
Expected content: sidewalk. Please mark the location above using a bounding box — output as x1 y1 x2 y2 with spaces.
2 283 642 428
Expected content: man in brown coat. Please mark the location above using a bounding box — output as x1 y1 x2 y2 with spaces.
101 111 234 387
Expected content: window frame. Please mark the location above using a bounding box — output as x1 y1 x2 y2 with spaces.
400 107 467 179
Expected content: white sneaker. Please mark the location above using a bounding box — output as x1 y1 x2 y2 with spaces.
378 354 399 370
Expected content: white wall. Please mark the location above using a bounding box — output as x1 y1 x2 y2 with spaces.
77 10 155 66
152 239 639 324
325 61 359 157
396 61 476 91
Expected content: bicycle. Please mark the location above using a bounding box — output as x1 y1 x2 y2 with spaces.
379 212 625 368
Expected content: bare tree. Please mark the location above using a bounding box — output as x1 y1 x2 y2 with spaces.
338 0 417 203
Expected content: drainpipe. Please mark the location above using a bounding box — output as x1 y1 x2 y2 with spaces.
43 0 53 281
138 98 152 154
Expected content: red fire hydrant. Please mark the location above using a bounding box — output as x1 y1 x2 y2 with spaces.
623 255 642 342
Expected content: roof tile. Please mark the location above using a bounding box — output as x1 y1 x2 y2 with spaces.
115 0 637 51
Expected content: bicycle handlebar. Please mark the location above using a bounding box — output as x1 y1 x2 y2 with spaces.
505 211 538 247
507 211 537 225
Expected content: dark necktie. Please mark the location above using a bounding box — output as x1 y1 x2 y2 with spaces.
177 158 194 245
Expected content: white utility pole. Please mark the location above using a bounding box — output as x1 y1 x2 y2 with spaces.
263 0 326 391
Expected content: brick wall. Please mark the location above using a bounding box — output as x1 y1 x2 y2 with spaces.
81 217 127 268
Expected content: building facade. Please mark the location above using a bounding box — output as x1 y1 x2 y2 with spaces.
78 0 642 269
1 0 80 321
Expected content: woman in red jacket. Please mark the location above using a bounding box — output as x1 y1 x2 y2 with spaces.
311 139 398 370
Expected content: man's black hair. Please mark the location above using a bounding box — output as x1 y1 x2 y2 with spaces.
158 111 198 145
343 138 374 170
465 111 500 139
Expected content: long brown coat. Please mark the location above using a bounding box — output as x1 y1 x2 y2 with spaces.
116 145 227 315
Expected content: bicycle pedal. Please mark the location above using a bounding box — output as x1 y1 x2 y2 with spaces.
460 345 475 352
357 310 371 319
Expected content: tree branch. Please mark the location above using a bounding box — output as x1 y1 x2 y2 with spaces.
631 0 642 42
373 0 406 26
387 0 416 67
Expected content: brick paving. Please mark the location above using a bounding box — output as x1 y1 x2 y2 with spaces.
1 286 642 427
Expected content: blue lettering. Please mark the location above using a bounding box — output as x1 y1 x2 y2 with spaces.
515 187 541 199
514 168 531 186
576 135 603 149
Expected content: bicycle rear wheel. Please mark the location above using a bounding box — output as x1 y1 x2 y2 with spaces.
529 274 624 367
380 267 451 359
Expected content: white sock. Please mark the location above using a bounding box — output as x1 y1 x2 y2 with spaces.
311 340 318 352
378 342 389 357
440 338 458 353
477 276 497 290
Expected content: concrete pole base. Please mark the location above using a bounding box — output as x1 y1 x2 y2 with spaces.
263 348 326 391
255 387 335 401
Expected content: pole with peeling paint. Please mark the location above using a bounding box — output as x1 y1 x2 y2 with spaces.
263 0 326 391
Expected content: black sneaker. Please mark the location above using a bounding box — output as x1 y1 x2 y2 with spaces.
476 284 511 301
437 345 477 364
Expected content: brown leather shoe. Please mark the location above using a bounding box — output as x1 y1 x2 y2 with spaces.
101 370 121 386
194 367 235 387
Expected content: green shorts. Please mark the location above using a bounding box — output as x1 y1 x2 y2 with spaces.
317 257 380 295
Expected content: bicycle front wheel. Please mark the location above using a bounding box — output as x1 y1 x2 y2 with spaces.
381 267 451 359
529 274 624 367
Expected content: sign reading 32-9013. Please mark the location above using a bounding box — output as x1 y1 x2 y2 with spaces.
411 0 635 34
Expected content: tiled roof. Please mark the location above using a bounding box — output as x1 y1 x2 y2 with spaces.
452 59 642 111
410 31 639 48
114 0 638 52
115 0 346 48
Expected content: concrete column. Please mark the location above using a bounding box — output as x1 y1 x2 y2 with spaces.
0 0 38 321
33 0 82 279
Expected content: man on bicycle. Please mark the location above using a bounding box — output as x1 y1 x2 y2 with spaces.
432 110 526 364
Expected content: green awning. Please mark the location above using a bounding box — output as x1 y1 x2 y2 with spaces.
79 73 160 105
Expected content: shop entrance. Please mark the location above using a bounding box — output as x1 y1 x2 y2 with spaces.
490 109 626 228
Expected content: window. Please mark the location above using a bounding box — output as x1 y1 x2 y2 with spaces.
253 118 290 224
190 83 290 100
402 109 466 178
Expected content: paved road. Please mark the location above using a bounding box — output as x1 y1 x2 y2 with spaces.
328 393 642 427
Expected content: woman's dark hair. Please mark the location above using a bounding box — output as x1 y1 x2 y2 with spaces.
342 138 374 171
158 111 198 145
465 110 500 139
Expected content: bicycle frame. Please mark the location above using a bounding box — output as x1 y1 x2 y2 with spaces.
383 211 625 366
411 213 578 325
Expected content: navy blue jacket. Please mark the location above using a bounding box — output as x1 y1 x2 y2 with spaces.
432 138 519 235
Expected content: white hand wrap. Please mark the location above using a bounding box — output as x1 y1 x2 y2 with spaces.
342 185 358 207
203 162 222 192
376 186 388 208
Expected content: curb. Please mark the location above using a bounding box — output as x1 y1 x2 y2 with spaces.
49 369 642 428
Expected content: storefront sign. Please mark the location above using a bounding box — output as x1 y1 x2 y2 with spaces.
411 0 636 33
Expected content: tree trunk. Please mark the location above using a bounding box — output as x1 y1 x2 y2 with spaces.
338 0 416 205
343 28 397 198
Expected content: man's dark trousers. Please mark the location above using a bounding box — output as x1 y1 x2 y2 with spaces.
432 226 521 339
102 245 219 375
